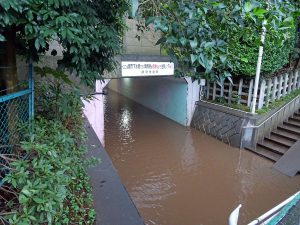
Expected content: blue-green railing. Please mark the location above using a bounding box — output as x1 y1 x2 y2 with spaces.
0 63 34 184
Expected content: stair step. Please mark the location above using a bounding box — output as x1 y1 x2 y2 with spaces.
257 140 288 155
278 125 300 136
290 116 300 123
284 121 300 129
265 135 295 148
271 131 298 142
245 146 281 162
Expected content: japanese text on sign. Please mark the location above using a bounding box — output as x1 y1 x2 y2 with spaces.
121 62 174 77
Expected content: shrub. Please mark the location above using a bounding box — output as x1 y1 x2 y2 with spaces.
146 0 298 81
2 119 96 224
226 27 297 77
1 76 98 224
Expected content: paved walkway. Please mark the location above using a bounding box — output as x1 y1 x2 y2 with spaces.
85 120 145 225
279 201 300 225
273 140 300 177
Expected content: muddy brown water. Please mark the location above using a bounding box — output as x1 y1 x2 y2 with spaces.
102 90 300 225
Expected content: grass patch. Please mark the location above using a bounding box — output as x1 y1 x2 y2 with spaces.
206 88 300 115
256 88 300 114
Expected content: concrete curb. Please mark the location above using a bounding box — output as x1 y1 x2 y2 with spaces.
84 119 145 225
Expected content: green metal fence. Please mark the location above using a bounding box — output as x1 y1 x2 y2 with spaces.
0 63 34 184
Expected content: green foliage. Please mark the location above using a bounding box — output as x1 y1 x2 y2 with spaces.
34 73 83 133
3 119 97 224
290 0 300 68
1 77 99 224
226 27 296 76
0 0 129 86
209 99 251 112
141 0 298 83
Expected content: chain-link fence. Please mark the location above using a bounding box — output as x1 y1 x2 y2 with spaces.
0 63 33 184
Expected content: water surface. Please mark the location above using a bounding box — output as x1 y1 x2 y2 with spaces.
101 90 300 225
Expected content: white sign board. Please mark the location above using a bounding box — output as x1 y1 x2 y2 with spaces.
122 61 174 77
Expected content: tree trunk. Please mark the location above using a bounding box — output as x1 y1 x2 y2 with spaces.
0 29 18 94
295 57 300 70
0 29 19 152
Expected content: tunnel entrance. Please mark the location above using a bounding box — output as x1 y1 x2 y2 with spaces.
107 77 188 126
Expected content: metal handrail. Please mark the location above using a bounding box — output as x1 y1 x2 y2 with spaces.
247 191 300 225
228 191 300 225
243 94 300 129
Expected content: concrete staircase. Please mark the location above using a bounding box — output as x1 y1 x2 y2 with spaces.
246 110 300 162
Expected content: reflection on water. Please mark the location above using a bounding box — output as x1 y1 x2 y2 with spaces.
180 131 200 174
119 108 135 145
85 89 300 225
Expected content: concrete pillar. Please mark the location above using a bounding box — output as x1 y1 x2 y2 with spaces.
83 79 111 146
185 77 200 126
95 79 111 92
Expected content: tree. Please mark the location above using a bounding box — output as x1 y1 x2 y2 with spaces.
0 0 129 88
136 0 299 84
290 0 300 69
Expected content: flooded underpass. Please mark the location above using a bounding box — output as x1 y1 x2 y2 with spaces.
100 89 300 225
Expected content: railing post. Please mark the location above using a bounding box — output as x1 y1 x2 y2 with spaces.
206 82 210 100
288 72 293 94
220 82 224 97
238 78 243 104
213 82 216 100
258 79 266 109
228 82 233 104
297 70 300 89
28 59 34 119
271 76 278 101
247 79 254 107
277 75 283 100
266 79 272 107
292 70 298 91
283 73 288 96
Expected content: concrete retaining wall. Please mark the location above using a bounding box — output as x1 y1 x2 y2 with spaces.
191 101 248 147
192 96 300 148
44 19 161 57
123 19 161 55
242 95 300 149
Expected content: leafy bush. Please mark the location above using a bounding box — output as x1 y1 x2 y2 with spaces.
34 70 84 134
226 27 297 77
143 0 298 82
2 119 96 224
1 76 98 224
0 0 129 86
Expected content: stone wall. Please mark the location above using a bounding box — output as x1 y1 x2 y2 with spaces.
192 96 300 148
191 101 249 147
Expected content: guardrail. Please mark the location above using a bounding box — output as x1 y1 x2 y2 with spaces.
240 94 300 149
229 191 300 225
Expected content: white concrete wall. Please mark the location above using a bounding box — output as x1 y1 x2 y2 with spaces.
123 19 161 55
185 78 200 126
45 40 64 57
43 19 161 59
